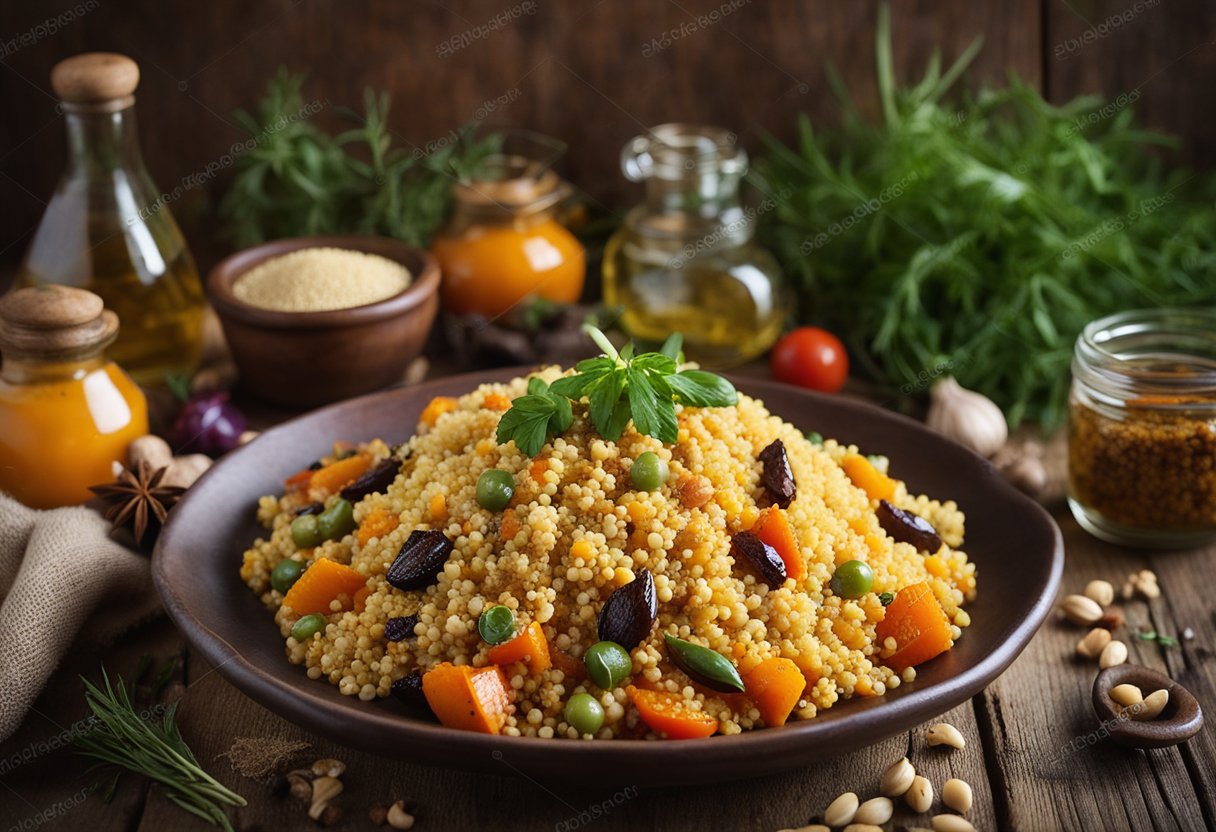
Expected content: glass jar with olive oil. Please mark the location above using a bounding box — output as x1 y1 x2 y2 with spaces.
603 124 784 368
15 52 205 385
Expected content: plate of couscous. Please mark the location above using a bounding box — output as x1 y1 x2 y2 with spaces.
154 334 1062 785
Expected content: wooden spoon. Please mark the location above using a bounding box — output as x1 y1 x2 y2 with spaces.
1092 664 1203 749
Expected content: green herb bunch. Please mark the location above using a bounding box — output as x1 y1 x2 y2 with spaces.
75 670 245 830
496 326 738 456
221 69 502 248
754 2 1216 427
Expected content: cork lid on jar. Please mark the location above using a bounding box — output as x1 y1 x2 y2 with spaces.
452 155 563 214
51 52 139 111
0 285 119 361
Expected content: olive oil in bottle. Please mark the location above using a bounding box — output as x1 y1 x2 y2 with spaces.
603 124 785 368
16 53 205 384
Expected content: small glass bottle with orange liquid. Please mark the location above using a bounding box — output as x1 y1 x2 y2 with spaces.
0 286 148 509
432 154 585 320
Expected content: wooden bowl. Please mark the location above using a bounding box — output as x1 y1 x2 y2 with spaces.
207 235 440 408
153 370 1065 785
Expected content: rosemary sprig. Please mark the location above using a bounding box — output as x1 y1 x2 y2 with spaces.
74 670 245 831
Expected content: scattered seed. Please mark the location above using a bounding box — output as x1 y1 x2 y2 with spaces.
824 791 859 827
1099 640 1128 669
1110 683 1144 708
386 799 417 830
1084 579 1115 607
369 804 389 825
776 826 828 832
1131 689 1170 721
308 776 344 820
1076 627 1112 659
319 804 343 827
1099 606 1125 630
1140 581 1161 599
880 756 916 797
854 796 893 825
1183 627 1195 641
1120 580 1135 600
287 771 313 802
1061 594 1103 626
906 775 934 813
942 778 973 813
926 722 966 749
310 758 346 778
843 825 883 832
932 815 976 832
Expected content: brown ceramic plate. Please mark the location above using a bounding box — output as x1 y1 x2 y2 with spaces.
153 369 1063 786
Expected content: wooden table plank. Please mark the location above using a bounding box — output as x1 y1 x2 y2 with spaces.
973 516 1214 832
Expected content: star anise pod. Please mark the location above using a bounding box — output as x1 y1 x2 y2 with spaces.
90 461 187 547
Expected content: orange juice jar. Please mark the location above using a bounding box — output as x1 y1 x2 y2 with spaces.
432 156 585 319
0 286 148 508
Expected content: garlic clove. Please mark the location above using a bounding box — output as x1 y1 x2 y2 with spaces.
926 376 1009 458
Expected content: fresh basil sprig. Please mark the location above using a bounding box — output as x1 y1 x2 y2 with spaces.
495 326 738 456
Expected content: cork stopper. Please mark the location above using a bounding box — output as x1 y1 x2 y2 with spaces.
453 155 562 212
0 286 119 361
51 53 139 110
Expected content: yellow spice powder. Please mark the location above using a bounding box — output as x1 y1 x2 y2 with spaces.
233 247 411 312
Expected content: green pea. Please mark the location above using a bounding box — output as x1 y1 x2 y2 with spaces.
271 559 305 594
476 469 515 511
478 604 516 645
564 692 605 735
317 498 356 540
805 431 824 446
584 641 632 690
630 452 669 491
831 559 875 599
291 613 326 641
290 514 324 548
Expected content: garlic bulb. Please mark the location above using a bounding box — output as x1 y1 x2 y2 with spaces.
926 376 1008 457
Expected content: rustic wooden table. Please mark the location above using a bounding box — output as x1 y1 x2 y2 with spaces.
1 406 1212 831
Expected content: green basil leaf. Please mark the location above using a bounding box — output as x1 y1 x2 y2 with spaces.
601 398 633 442
588 369 627 438
526 376 549 396
659 333 684 360
626 367 678 443
667 370 739 407
548 390 574 434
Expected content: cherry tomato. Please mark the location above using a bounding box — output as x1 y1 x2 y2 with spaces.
770 327 849 393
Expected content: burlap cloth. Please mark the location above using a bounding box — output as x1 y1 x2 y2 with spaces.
0 493 162 742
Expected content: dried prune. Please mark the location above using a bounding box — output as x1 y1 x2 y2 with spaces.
876 500 942 553
730 531 787 586
386 530 453 591
340 458 399 502
384 614 420 642
598 568 657 650
758 439 796 507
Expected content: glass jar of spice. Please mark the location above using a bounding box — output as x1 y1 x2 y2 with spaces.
1068 308 1216 548
0 286 148 509
432 155 585 320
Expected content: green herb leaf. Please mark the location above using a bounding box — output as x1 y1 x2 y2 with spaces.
496 327 736 453
626 366 679 444
75 670 245 831
667 370 739 408
495 394 557 457
659 333 684 361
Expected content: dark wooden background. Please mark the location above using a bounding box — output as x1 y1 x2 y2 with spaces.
1 0 1213 276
